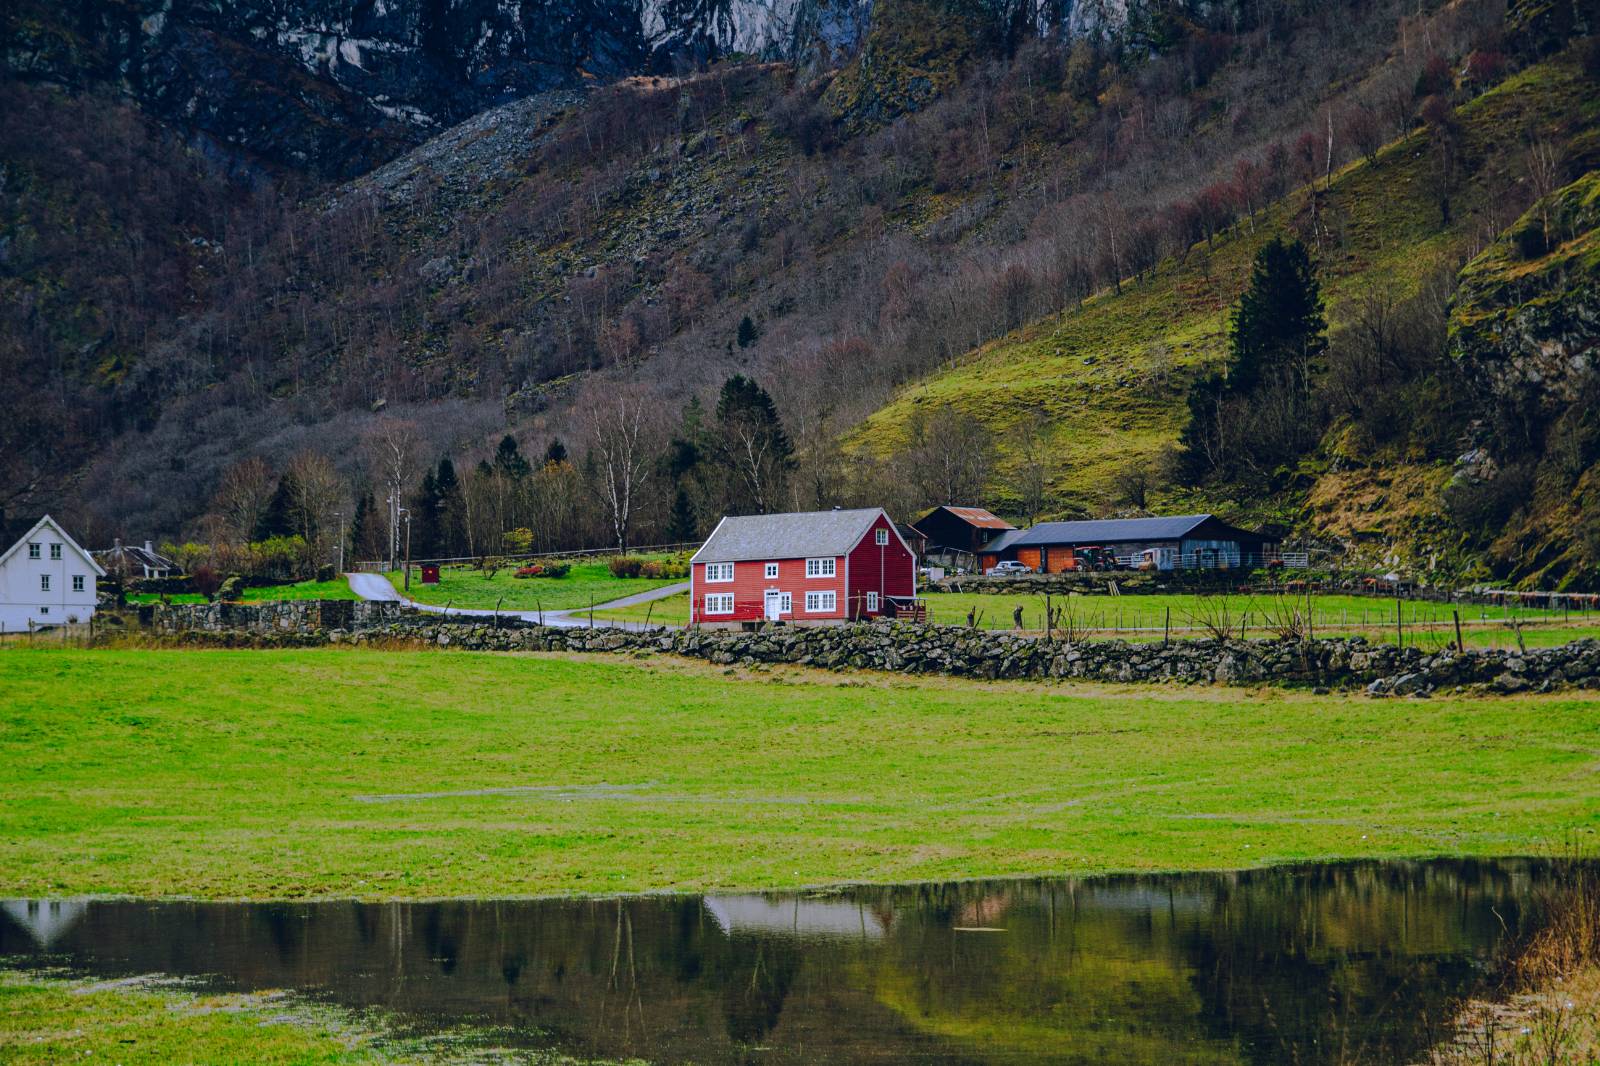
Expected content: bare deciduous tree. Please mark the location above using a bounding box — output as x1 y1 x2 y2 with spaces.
581 389 658 550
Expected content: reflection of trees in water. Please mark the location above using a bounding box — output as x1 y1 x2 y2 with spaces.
0 860 1565 1065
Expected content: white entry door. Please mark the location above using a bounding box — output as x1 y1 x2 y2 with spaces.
765 590 784 620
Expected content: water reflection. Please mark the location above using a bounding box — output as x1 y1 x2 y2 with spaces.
0 859 1565 1064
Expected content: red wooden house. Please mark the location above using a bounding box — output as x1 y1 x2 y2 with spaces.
690 508 918 627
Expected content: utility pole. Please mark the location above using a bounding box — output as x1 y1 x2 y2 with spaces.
401 509 412 591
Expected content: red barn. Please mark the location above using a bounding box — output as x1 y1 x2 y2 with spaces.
690 508 917 627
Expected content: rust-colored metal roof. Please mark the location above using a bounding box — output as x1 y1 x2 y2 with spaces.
939 506 1015 530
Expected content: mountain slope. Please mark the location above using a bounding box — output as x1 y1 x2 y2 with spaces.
847 51 1598 582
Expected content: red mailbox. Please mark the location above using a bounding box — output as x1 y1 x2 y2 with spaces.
420 564 441 585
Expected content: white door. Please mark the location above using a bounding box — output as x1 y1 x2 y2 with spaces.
765 591 784 620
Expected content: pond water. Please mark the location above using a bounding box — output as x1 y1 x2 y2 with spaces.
0 859 1571 1064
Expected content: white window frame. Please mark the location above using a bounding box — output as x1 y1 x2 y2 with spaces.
805 557 836 578
49 543 62 560
39 606 49 615
875 528 889 546
704 593 735 615
72 575 85 592
764 562 780 579
40 575 51 592
805 590 837 613
866 591 879 612
704 562 735 583
27 543 39 559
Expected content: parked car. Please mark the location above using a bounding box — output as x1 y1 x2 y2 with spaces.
985 561 1033 576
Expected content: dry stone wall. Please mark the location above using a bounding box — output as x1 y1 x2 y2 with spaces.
139 601 1600 695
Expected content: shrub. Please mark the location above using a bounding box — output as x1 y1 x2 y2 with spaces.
190 564 222 599
515 562 571 579
640 560 663 578
608 556 644 578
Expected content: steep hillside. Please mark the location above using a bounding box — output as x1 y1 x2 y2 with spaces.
29 0 1500 544
849 50 1598 583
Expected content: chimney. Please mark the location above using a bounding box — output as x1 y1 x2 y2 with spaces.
144 540 154 554
113 537 122 551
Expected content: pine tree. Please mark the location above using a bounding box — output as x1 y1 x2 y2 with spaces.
1227 236 1326 393
736 314 758 348
253 475 298 541
434 458 464 556
495 434 531 480
543 438 568 466
667 487 697 541
349 491 377 560
410 470 441 558
1178 236 1326 484
715 375 793 513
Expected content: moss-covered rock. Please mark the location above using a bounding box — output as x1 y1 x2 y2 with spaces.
822 0 1001 128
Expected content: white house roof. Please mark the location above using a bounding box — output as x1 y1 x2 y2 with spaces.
691 508 889 564
0 515 107 576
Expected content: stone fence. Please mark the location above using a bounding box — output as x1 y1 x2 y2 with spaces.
137 601 1600 695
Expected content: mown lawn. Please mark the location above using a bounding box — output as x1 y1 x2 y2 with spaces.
594 590 1583 649
1 647 1595 900
381 558 683 612
125 578 360 605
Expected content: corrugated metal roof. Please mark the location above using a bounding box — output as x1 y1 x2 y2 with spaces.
692 508 888 563
1002 514 1263 546
938 506 1015 530
979 528 1023 555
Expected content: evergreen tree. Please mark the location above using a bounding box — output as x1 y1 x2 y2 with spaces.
715 375 793 513
1178 236 1326 484
349 491 377 560
434 457 464 556
543 437 568 466
253 474 298 541
736 314 759 348
495 434 531 480
1228 236 1326 392
409 470 441 558
667 487 698 541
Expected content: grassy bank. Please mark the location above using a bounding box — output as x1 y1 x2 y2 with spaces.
1 647 1596 900
0 973 386 1065
124 578 361 605
381 558 682 612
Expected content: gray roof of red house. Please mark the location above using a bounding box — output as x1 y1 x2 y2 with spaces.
692 508 889 564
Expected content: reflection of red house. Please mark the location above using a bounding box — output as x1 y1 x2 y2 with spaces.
690 508 916 627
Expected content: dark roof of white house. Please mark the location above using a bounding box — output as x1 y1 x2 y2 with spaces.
984 514 1271 553
692 508 891 564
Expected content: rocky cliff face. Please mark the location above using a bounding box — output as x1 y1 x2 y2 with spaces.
2 0 1170 176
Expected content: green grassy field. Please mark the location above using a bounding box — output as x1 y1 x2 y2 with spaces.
381 558 683 612
594 590 1588 649
124 578 360 605
1 647 1596 900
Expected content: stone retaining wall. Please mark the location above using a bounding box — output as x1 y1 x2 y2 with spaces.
139 601 1600 694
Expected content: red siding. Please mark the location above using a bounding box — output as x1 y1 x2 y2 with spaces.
691 557 846 624
690 510 914 625
845 513 916 620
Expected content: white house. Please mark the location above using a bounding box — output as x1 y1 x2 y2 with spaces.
0 515 105 630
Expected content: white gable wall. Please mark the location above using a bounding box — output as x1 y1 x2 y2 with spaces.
0 517 101 630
